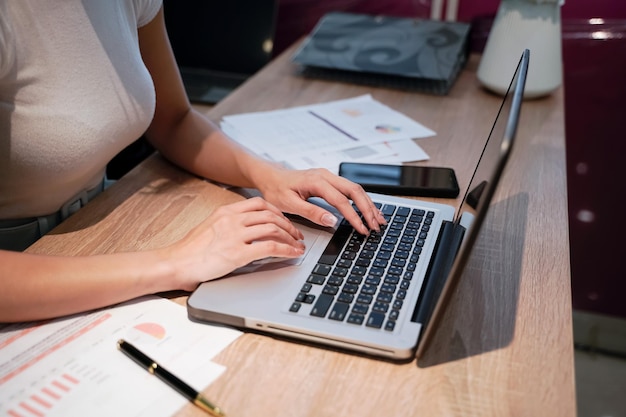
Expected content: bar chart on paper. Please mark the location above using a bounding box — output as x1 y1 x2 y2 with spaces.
6 363 108 417
0 297 242 417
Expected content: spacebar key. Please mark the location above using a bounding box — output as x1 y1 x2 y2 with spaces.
310 294 334 317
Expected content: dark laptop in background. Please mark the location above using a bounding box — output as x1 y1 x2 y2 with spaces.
163 0 278 104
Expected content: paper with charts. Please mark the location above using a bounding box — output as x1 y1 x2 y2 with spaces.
221 94 434 173
0 297 242 417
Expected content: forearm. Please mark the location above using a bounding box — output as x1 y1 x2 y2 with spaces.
0 249 176 323
148 108 281 189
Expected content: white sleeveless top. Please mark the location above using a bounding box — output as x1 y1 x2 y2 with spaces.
0 0 162 219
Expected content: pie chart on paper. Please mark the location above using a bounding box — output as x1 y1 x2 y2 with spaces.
126 322 167 344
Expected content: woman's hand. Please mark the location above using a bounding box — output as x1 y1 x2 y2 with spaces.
254 166 387 235
161 197 305 291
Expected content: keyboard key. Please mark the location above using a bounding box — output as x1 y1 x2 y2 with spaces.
313 264 332 276
307 274 326 285
346 275 363 285
337 259 352 268
361 284 377 295
364 276 381 285
329 302 350 321
352 303 369 315
366 312 385 329
351 266 367 276
384 275 400 285
327 276 343 286
356 293 373 304
347 314 365 325
310 294 334 317
372 302 389 313
373 259 388 268
342 283 359 294
331 266 349 277
290 302 301 312
381 205 396 216
322 285 339 295
376 292 393 303
381 283 397 293
337 292 354 304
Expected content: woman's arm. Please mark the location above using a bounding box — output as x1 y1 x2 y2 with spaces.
0 197 305 323
0 8 385 324
138 8 386 235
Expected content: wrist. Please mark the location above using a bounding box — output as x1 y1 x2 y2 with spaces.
141 248 182 292
240 156 286 192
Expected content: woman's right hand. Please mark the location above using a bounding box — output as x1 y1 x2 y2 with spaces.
161 197 305 291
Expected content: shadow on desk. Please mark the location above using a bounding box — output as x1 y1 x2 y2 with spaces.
418 193 528 367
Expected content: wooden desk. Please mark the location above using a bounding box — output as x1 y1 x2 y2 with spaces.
29 44 575 417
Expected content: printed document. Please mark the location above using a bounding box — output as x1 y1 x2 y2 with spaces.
0 297 241 417
221 95 434 173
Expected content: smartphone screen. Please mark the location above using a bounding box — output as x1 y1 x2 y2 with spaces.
339 162 460 198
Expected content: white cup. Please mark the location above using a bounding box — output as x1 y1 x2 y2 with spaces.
477 0 563 98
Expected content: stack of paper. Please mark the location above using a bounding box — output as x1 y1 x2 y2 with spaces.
221 95 435 174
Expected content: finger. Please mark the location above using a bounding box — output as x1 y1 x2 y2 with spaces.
239 208 304 241
218 197 304 240
346 186 387 230
286 187 370 235
314 175 384 233
330 174 387 229
246 239 306 260
228 196 286 218
240 222 306 253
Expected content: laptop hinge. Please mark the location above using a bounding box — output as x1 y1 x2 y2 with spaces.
411 220 465 326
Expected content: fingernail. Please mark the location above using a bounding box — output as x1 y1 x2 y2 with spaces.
322 213 338 227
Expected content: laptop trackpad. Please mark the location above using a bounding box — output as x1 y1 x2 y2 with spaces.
232 221 327 274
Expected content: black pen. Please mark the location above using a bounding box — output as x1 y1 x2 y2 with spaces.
117 339 226 417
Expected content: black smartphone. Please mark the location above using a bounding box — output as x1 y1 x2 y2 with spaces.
338 162 460 198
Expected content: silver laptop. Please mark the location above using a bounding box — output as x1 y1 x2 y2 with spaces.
187 50 530 361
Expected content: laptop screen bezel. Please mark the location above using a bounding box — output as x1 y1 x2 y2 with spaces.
415 49 530 359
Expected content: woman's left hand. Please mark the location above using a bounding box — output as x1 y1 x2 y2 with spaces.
255 167 386 235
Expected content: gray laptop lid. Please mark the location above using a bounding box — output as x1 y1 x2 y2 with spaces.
163 0 278 104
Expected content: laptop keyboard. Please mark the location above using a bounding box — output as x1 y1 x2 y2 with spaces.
289 202 435 332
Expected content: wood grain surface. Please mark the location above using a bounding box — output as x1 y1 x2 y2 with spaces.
28 43 574 417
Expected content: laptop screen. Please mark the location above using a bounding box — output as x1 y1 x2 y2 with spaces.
415 49 529 357
163 0 278 76
456 49 529 226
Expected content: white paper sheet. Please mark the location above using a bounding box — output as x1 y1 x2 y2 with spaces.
0 297 241 417
285 139 430 173
221 95 435 168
